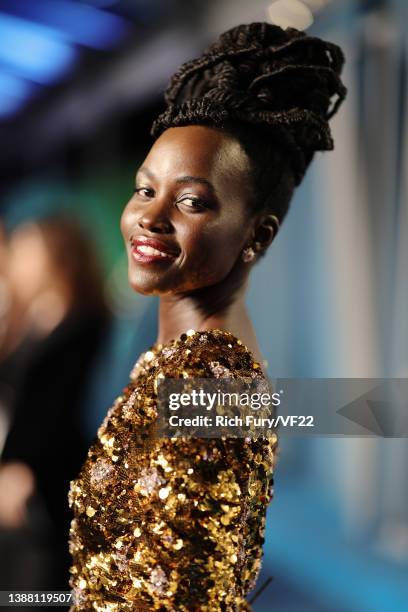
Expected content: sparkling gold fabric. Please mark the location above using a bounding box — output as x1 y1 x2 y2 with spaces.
68 329 278 611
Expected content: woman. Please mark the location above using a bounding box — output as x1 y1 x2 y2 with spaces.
1 216 109 590
69 23 346 610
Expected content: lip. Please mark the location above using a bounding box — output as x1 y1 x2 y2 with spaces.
130 235 179 264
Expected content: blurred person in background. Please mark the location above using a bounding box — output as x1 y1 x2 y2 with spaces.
0 216 110 590
0 220 34 433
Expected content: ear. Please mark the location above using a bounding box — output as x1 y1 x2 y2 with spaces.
252 214 280 255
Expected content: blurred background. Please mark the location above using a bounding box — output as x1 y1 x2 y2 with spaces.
0 0 407 610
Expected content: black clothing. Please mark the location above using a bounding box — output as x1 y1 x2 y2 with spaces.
1 308 110 589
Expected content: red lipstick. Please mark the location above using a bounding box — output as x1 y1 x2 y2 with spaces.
130 236 179 264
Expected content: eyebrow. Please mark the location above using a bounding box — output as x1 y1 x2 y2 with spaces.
137 167 216 193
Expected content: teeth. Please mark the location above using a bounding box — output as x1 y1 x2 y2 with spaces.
137 244 169 257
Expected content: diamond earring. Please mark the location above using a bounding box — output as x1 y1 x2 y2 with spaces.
242 246 255 263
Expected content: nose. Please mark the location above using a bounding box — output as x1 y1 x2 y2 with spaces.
137 198 172 234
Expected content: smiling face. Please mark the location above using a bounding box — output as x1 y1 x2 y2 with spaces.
120 125 257 296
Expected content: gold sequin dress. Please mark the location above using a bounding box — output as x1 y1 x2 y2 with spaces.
68 329 278 611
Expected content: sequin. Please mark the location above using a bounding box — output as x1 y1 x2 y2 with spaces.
210 360 232 378
89 459 114 491
134 467 165 497
173 538 183 550
158 486 170 500
68 329 278 611
149 565 168 596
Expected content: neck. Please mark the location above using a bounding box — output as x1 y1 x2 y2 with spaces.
157 273 263 362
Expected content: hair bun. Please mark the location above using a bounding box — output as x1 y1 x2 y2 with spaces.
151 23 347 186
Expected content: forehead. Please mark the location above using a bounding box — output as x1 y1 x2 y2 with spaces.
142 125 250 184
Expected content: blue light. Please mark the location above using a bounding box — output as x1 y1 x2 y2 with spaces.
81 1 120 7
0 71 34 118
0 13 76 84
0 96 26 118
0 71 32 99
0 0 128 50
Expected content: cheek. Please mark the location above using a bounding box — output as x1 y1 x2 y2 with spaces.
120 201 134 241
181 218 245 278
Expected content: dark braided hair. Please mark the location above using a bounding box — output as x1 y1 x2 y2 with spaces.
151 23 347 225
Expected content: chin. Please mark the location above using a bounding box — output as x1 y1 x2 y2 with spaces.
127 271 215 297
127 257 233 297
127 267 177 296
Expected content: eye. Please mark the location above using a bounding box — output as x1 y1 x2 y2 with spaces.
134 186 154 198
177 196 208 211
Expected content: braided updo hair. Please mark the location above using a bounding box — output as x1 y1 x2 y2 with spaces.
151 22 347 226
